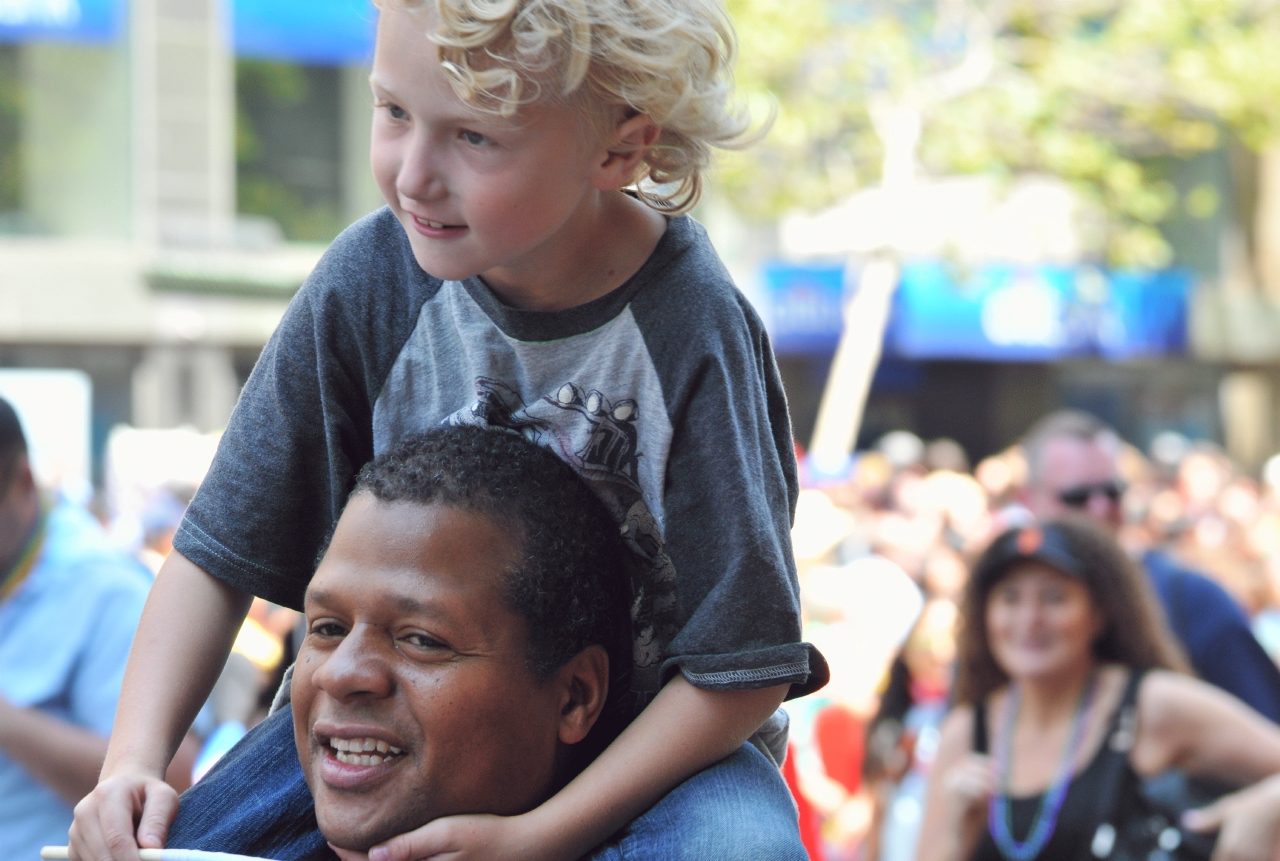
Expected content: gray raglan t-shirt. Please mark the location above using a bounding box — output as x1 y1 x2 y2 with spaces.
174 207 827 704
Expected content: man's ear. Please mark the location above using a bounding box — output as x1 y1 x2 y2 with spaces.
590 113 661 192
553 645 610 745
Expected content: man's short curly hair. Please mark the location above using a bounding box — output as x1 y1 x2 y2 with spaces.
380 0 753 214
351 425 630 683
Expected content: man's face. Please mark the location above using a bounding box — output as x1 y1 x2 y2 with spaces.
292 495 569 852
0 456 34 572
1026 436 1124 533
369 5 610 294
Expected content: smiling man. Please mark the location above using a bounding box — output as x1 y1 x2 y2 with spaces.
156 426 631 860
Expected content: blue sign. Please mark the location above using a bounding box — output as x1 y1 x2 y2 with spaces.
760 261 849 355
233 0 377 66
0 0 123 44
760 259 1192 361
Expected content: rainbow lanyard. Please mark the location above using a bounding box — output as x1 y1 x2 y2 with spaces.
988 671 1099 861
0 507 48 604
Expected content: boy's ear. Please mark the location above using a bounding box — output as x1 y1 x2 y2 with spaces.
553 645 610 745
591 113 661 191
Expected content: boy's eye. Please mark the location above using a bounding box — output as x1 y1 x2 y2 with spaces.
460 129 492 147
381 102 408 121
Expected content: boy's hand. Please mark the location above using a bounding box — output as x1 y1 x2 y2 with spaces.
68 770 178 861
366 813 552 861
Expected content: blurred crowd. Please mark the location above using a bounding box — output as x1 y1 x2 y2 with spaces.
783 423 1280 861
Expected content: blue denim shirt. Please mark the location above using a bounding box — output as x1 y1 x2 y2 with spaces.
0 503 150 861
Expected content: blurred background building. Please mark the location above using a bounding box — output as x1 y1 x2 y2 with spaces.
0 0 381 487
3 0 1279 481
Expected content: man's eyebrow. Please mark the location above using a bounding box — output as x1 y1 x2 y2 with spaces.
304 587 443 619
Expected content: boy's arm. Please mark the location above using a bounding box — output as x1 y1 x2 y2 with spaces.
369 676 788 861
68 552 252 861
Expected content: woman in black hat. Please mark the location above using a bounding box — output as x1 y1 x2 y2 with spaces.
917 518 1280 861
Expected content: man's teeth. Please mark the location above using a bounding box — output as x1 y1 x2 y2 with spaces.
329 737 403 765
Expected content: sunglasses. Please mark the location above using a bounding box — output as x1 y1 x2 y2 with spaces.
1057 479 1127 508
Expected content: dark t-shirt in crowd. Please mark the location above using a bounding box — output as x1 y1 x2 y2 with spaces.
174 208 827 704
1145 549 1280 722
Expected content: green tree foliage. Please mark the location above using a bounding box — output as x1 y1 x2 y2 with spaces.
719 0 1280 266
0 45 23 215
236 59 346 243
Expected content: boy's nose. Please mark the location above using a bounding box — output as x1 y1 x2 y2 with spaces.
396 133 447 202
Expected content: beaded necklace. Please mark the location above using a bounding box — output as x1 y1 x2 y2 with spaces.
987 671 1099 861
0 506 47 604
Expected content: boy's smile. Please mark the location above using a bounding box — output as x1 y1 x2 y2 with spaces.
369 4 666 311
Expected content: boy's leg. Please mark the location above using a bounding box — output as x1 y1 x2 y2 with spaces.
166 706 335 861
585 742 808 861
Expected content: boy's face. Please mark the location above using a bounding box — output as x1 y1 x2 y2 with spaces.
292 494 570 852
370 6 612 294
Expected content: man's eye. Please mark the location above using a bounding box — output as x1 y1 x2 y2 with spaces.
310 622 346 638
460 129 492 146
402 633 448 650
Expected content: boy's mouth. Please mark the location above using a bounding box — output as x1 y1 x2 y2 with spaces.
413 215 465 232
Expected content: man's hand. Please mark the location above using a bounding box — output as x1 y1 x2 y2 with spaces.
362 813 545 861
68 770 179 861
1183 773 1280 861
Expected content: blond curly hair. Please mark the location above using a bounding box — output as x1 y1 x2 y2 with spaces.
380 0 752 213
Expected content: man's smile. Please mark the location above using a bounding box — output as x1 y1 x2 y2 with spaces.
315 724 411 790
328 735 404 764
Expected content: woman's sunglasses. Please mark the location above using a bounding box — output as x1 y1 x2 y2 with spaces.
1057 479 1127 508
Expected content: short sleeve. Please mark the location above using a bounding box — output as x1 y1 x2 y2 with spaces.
631 222 827 698
172 210 439 609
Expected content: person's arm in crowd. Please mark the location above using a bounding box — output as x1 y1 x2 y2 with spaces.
1135 670 1280 785
915 706 994 861
69 551 252 861
0 695 109 807
1183 772 1280 861
355 676 787 861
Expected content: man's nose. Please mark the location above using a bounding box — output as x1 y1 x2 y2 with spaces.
312 626 394 700
1085 489 1121 525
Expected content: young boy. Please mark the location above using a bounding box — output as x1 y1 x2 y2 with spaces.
71 1 827 859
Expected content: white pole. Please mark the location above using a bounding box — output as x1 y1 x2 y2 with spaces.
807 255 901 474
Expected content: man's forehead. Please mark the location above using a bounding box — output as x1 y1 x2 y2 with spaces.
1038 434 1119 486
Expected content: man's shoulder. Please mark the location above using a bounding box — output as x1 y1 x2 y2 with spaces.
38 505 150 601
1144 549 1246 620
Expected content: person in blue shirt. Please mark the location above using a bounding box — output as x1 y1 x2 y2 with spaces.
0 397 151 861
1020 409 1280 722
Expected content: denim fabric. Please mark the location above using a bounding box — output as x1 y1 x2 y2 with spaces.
167 709 805 861
166 707 335 861
585 743 808 861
